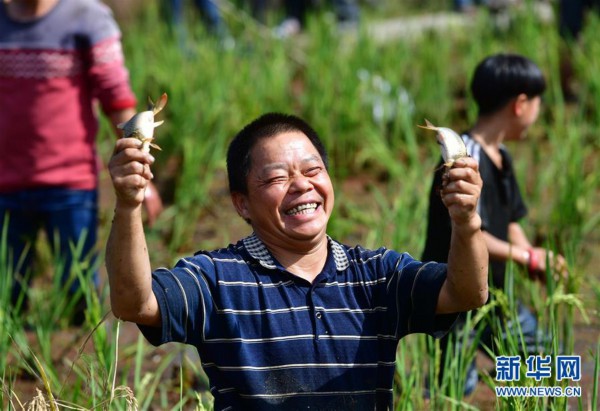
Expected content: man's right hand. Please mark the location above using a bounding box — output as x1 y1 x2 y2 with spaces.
106 137 161 326
109 138 156 209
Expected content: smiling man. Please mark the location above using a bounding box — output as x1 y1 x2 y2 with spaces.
106 113 488 410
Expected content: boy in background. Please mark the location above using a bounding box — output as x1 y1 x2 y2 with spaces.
0 0 163 325
422 53 567 395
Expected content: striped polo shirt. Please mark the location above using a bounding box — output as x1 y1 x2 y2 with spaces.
140 233 456 410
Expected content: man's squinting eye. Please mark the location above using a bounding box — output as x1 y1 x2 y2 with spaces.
267 175 288 184
305 167 322 177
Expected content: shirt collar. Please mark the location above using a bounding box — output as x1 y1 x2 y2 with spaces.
242 232 349 271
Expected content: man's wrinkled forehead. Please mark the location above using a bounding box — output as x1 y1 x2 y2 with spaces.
248 132 324 166
255 154 323 174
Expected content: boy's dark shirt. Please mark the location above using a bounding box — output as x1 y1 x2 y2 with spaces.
422 133 528 289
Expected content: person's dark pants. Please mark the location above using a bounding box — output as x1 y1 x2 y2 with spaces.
331 0 359 23
453 0 488 12
249 0 268 23
559 0 600 39
0 188 98 310
166 0 226 35
284 0 310 26
284 0 359 27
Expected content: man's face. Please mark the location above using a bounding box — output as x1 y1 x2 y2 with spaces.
232 131 334 245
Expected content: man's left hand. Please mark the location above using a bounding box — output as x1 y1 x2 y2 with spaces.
440 157 482 231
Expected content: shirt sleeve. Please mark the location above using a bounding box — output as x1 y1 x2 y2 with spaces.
81 3 136 112
138 256 215 347
383 252 458 340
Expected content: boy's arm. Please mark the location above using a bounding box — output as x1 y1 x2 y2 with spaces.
485 224 530 266
436 158 489 314
486 222 567 281
507 221 531 249
106 137 161 327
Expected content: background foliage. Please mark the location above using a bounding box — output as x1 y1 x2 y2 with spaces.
1 1 599 409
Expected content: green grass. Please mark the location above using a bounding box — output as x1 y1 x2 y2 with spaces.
2 1 599 409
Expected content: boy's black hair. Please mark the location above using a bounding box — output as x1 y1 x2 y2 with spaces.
471 53 546 116
226 113 329 194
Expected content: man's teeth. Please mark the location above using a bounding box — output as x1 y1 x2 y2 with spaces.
286 203 318 215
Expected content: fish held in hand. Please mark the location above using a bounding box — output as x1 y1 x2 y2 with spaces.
418 119 467 169
118 93 168 153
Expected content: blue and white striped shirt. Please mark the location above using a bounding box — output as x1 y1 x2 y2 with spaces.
140 233 456 410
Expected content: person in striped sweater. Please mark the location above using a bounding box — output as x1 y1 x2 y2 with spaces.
0 0 163 325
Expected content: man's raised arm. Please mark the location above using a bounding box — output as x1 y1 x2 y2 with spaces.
436 157 489 314
106 137 161 326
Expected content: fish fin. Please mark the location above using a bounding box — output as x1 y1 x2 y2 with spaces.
153 120 164 128
424 119 436 128
153 93 168 114
417 118 437 131
150 143 162 151
117 122 125 129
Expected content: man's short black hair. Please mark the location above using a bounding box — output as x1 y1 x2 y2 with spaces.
471 53 546 116
226 113 329 194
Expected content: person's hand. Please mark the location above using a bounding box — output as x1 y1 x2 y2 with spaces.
143 180 164 227
527 247 569 283
440 157 482 231
109 138 155 211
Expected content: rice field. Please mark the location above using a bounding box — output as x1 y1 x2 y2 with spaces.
1 1 599 409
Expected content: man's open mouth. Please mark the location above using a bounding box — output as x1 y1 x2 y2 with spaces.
285 203 319 216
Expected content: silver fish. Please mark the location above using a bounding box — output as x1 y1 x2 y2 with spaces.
418 119 467 169
118 93 168 153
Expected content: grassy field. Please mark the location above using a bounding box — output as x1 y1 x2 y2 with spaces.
1 1 599 409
